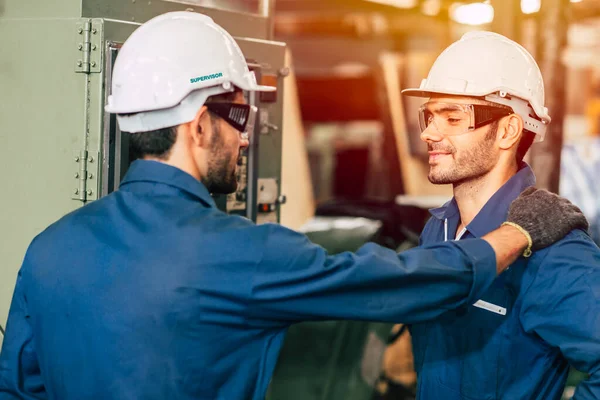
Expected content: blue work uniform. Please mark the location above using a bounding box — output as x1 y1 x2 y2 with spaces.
0 160 498 400
411 164 600 400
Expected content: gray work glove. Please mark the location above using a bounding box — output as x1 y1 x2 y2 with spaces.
506 186 589 252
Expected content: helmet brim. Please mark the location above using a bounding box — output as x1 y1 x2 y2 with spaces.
235 81 277 92
401 88 435 98
401 88 471 98
253 84 277 92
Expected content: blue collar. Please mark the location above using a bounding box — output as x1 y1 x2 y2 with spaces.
429 163 536 238
119 160 216 208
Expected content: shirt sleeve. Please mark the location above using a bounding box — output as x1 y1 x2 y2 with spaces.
0 268 47 399
246 223 497 327
519 230 600 400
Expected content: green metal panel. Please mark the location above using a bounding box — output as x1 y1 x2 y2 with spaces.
0 0 81 18
0 0 268 39
82 0 270 40
0 18 89 335
103 19 140 40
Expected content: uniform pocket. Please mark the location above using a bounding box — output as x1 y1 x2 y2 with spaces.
423 280 512 400
459 286 510 399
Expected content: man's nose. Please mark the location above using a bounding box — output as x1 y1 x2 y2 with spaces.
420 122 444 143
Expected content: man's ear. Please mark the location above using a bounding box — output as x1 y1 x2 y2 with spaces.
498 114 523 150
189 105 210 147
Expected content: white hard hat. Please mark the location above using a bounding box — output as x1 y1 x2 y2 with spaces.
105 11 275 133
402 31 550 141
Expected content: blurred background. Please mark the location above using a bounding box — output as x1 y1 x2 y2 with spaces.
1 1 598 399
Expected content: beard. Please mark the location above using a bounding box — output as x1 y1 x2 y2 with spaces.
428 122 499 185
201 118 240 195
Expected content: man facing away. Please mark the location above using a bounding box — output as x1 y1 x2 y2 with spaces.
402 31 600 400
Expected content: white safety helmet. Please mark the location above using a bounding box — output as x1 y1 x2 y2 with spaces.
105 11 275 133
402 31 550 142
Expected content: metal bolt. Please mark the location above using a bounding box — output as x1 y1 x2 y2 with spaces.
91 44 97 50
131 17 136 21
88 173 93 179
78 44 83 50
90 61 96 67
88 156 94 163
132 0 136 2
75 173 80 179
87 189 93 196
75 156 80 162
74 189 79 195
278 67 290 77
77 61 82 67
78 27 83 34
92 28 97 34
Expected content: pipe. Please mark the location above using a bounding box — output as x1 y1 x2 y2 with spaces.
258 0 276 39
258 0 272 17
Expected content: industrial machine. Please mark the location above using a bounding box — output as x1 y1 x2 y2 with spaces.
0 0 287 339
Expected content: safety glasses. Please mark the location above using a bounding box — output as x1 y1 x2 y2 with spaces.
418 102 514 136
205 102 258 139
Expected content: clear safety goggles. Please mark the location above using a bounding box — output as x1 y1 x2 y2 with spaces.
418 102 514 136
205 102 258 140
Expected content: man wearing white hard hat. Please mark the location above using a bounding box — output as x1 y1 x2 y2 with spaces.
402 31 600 400
0 14 588 399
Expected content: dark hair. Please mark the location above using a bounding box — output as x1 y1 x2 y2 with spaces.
516 130 536 163
205 88 242 104
485 118 535 164
127 126 178 161
123 88 243 160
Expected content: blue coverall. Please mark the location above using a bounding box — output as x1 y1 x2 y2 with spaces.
0 160 499 400
411 164 600 400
